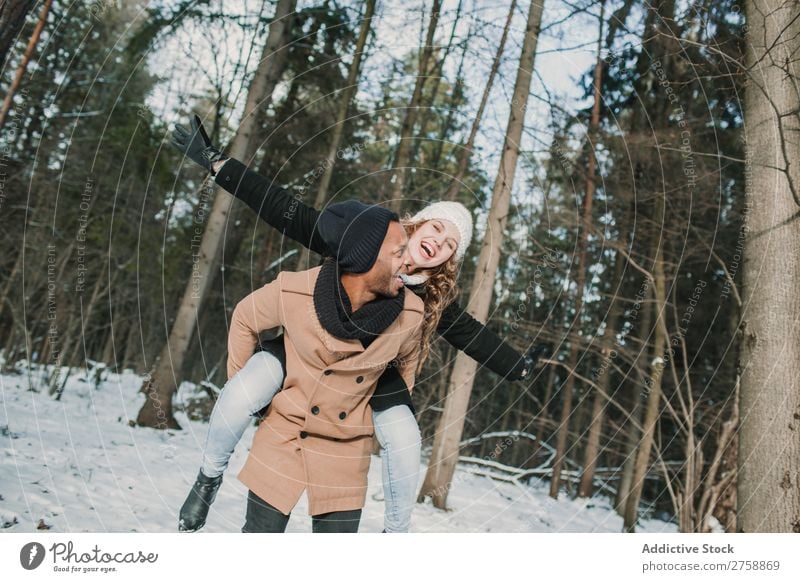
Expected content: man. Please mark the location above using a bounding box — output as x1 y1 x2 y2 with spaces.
226 201 424 533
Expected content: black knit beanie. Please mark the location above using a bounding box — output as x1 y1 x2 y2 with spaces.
317 200 399 273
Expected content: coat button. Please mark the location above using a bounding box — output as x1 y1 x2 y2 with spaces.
300 431 308 439
339 411 347 420
356 375 364 383
324 369 333 376
311 405 319 415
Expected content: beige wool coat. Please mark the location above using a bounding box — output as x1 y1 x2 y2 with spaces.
226 266 424 516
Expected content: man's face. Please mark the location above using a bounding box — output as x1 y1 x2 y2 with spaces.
367 221 410 297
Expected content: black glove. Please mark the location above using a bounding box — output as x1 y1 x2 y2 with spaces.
171 115 227 175
518 343 551 380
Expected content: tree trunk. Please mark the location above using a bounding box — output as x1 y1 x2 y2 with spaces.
579 250 623 497
443 0 516 201
0 0 36 72
0 251 23 321
136 0 296 429
62 271 106 369
576 7 610 499
417 0 545 509
387 0 441 212
614 0 675 523
738 0 800 533
550 0 604 499
296 0 375 268
623 197 669 532
614 285 652 515
313 0 374 209
122 316 141 373
534 363 557 460
407 0 463 175
0 0 51 132
429 19 468 170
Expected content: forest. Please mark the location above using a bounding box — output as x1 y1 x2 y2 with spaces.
1 0 798 534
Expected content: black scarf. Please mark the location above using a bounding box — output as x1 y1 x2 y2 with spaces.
313 258 405 347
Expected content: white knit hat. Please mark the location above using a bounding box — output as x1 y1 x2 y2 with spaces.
410 201 473 262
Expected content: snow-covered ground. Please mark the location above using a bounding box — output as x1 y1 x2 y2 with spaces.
1 365 677 533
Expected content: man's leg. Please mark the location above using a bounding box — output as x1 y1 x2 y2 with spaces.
311 509 362 533
241 490 291 533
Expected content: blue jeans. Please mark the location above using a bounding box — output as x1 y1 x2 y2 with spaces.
199 351 421 532
200 351 284 478
373 405 421 533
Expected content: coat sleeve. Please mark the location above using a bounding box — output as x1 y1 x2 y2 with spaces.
227 274 285 380
214 158 329 256
436 300 527 380
395 315 423 395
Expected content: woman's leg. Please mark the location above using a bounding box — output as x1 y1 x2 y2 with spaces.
372 404 421 533
241 490 290 533
311 509 362 533
179 350 285 532
201 350 285 477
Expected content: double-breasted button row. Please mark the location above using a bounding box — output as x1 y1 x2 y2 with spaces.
312 371 362 423
307 407 346 420
308 406 346 420
300 406 347 420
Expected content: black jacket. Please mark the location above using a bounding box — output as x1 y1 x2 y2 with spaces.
216 158 526 411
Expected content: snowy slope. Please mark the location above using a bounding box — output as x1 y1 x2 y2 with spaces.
0 366 677 533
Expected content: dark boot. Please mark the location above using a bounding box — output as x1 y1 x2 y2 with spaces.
178 470 223 532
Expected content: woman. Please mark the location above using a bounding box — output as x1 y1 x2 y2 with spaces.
172 116 548 532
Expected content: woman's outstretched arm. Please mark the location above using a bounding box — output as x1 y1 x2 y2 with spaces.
172 117 326 255
369 302 539 410
213 158 329 256
435 301 530 381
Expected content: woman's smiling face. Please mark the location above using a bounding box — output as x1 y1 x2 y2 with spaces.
406 219 461 271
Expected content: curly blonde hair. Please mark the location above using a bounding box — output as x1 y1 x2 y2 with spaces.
400 216 463 373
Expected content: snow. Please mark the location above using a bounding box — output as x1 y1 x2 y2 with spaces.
0 365 677 533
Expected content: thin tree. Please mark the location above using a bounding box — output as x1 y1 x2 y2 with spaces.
738 0 800 533
387 0 441 211
578 251 622 497
0 0 52 132
550 0 605 500
407 0 462 170
0 0 36 73
137 0 296 429
295 0 376 268
577 0 647 499
417 0 546 509
311 0 375 209
443 0 516 201
623 187 669 532
613 268 652 516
